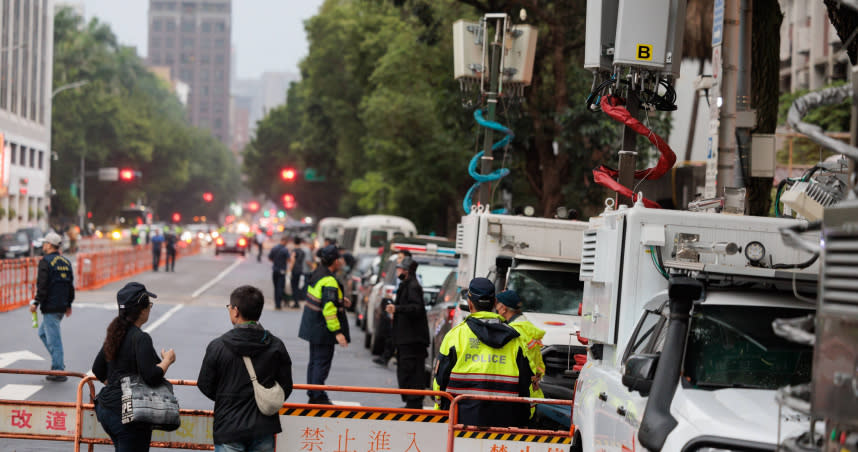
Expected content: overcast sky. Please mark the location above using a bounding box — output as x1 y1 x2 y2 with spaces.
74 0 325 79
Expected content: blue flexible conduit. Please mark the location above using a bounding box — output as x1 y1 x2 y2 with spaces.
463 109 514 213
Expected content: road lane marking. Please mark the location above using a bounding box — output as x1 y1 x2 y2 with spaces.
191 258 243 298
144 304 184 333
72 302 116 310
0 350 44 368
0 384 42 400
332 400 361 406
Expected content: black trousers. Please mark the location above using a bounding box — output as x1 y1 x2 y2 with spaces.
396 343 427 408
166 248 176 271
152 251 161 270
272 271 285 308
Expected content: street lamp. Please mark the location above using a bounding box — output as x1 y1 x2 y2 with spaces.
51 80 91 230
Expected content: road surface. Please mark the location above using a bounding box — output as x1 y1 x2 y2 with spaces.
0 244 406 451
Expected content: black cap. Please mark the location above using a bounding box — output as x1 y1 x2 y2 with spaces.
397 256 414 270
467 277 496 308
117 282 157 310
496 290 523 310
319 244 341 263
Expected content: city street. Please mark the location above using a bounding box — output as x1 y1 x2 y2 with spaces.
0 245 402 451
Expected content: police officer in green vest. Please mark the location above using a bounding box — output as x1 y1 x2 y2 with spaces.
496 289 546 420
432 277 534 427
298 245 351 405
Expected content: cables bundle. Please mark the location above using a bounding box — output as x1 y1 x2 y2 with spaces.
463 109 514 213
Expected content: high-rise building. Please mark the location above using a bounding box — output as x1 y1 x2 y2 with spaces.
779 0 849 92
0 0 55 233
147 0 231 143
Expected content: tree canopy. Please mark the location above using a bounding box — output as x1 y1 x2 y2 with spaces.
243 0 673 235
51 7 240 226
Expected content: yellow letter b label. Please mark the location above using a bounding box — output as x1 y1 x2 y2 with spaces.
636 44 653 61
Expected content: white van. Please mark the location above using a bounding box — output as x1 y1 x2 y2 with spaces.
315 217 346 248
341 215 417 257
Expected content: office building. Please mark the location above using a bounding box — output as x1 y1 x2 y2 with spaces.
147 0 231 143
0 0 55 233
779 0 849 92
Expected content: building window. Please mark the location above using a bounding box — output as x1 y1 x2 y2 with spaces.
29 148 35 168
215 70 224 81
165 54 175 65
10 143 16 165
200 69 209 81
166 19 176 32
181 53 194 64
38 150 43 169
215 22 226 33
150 54 161 65
180 69 193 82
214 118 223 129
215 53 225 64
214 38 225 48
166 37 175 48
201 85 209 96
182 37 194 48
202 22 211 32
151 37 161 48
182 2 196 13
200 54 210 64
181 19 194 33
200 101 209 112
153 19 162 31
19 146 26 166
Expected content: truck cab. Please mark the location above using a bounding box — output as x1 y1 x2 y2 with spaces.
572 204 819 451
454 209 590 403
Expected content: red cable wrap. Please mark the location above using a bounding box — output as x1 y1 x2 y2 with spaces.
593 95 677 208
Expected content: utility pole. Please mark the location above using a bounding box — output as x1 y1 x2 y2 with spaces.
479 26 502 207
79 156 85 230
617 90 639 207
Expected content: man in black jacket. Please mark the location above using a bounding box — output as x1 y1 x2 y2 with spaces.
384 256 429 409
29 232 74 382
198 285 293 452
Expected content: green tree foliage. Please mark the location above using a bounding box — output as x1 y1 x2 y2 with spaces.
51 8 239 225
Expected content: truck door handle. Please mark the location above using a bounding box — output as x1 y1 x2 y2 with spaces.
617 406 626 417
598 392 608 402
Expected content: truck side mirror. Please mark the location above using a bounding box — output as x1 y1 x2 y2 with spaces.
622 353 659 397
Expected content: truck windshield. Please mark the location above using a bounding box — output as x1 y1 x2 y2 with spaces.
506 269 583 315
684 305 813 390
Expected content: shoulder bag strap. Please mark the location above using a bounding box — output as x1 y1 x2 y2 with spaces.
242 356 258 382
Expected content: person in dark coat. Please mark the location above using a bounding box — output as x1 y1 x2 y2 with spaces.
92 282 177 451
30 232 74 380
164 227 178 272
198 285 293 452
267 236 290 310
385 256 430 408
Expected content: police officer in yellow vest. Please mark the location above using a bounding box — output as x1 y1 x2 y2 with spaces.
496 290 546 418
433 277 535 427
298 245 351 405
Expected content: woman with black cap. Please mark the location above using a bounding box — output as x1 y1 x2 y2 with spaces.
92 282 177 451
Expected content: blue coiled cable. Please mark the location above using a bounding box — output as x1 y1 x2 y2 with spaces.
463 109 514 213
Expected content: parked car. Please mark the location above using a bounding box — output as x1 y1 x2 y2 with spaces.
0 232 31 258
352 254 380 329
16 226 46 256
215 232 248 256
425 270 470 372
366 252 457 356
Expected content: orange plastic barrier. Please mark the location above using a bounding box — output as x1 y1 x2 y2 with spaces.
0 257 39 312
0 240 203 311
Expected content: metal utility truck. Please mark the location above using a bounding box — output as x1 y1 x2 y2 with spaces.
455 206 590 401
572 202 820 452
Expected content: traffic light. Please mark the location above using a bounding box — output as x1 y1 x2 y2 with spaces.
282 193 296 210
172 212 181 223
202 192 213 202
281 168 297 182
248 201 260 212
119 169 135 181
